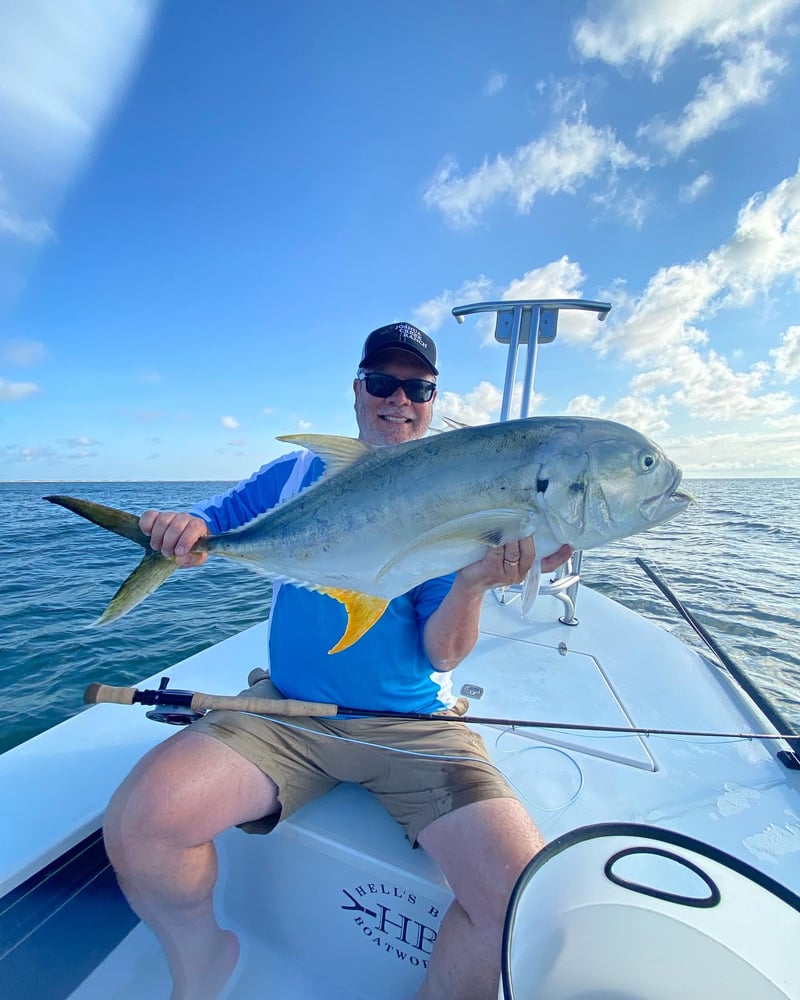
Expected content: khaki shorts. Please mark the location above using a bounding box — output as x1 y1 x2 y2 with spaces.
189 699 515 846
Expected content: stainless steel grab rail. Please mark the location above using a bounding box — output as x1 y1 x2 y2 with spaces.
451 300 611 623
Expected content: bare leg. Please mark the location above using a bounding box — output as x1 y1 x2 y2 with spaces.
103 729 279 1000
415 798 543 1000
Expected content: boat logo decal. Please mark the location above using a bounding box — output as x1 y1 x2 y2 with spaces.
340 881 442 968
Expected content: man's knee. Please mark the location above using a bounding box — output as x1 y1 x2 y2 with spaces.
419 798 542 927
103 729 278 864
104 735 207 858
104 762 175 866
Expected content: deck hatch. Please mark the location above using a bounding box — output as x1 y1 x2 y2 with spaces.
465 631 657 770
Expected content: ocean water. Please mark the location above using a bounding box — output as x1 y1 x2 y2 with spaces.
1 478 798 755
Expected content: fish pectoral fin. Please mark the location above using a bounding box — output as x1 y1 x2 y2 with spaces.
520 559 542 617
275 434 373 475
317 587 390 654
375 509 538 582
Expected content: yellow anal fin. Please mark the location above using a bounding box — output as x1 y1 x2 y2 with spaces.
318 587 390 654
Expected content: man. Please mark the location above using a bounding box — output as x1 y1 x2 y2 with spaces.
103 322 572 1000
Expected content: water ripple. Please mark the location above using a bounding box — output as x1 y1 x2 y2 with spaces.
1 478 798 751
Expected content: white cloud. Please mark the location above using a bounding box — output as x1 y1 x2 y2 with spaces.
483 71 508 97
477 166 799 441
718 165 800 305
502 257 584 302
679 172 713 203
548 79 588 116
5 444 57 462
419 165 800 456
435 381 502 425
220 415 240 431
0 376 40 401
434 381 541 427
604 262 716 364
668 422 800 474
771 325 800 381
501 258 608 345
298 419 313 430
572 0 796 77
588 166 800 426
415 258 604 352
603 162 800 366
412 276 493 332
0 179 54 244
0 0 157 247
639 42 786 155
0 336 46 365
645 346 793 421
62 435 99 447
565 392 672 438
591 184 652 228
424 118 646 226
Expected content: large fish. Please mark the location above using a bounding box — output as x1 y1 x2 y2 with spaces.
45 417 691 653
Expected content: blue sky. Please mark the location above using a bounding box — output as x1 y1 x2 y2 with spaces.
1 0 799 481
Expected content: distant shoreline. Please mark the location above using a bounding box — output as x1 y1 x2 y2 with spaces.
4 477 799 484
2 479 237 484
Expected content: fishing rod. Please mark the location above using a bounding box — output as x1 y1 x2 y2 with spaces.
83 677 800 746
635 557 800 766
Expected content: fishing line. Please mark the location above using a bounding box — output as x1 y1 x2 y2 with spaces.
510 724 749 747
229 708 782 762
239 711 507 771
221 708 791 748
236 712 586 814
493 730 584 812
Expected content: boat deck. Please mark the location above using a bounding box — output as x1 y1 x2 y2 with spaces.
2 584 799 998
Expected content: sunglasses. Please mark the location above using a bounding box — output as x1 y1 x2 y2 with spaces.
357 371 436 403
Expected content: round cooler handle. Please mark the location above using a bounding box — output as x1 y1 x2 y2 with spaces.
604 846 721 908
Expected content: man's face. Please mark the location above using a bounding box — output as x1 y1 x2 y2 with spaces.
353 349 437 446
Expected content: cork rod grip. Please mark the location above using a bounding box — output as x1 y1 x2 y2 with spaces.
84 683 138 705
82 680 341 718
190 692 339 717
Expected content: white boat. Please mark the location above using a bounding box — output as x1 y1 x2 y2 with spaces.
2 299 799 999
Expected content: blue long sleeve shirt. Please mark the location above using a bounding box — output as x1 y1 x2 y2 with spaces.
191 451 457 713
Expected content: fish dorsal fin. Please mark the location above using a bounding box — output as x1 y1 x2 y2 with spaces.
316 587 390 654
375 509 540 582
276 434 373 476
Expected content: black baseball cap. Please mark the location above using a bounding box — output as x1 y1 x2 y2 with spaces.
360 322 438 376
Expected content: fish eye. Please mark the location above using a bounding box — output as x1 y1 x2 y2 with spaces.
639 451 658 472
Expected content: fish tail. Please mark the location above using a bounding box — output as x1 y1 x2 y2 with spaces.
94 551 179 624
44 495 178 624
44 495 152 545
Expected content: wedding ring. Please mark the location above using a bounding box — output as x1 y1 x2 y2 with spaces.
503 558 520 565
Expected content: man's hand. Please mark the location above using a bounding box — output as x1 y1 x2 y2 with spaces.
423 536 575 672
457 537 574 592
139 510 209 567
